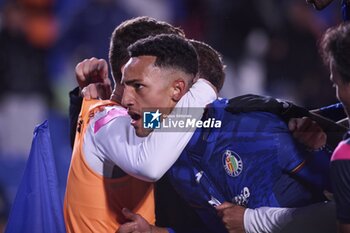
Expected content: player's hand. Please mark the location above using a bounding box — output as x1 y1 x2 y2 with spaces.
215 202 246 233
288 117 327 150
75 57 112 96
81 83 112 100
117 208 152 233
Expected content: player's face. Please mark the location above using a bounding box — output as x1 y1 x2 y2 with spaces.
306 0 335 10
330 61 350 113
121 56 177 137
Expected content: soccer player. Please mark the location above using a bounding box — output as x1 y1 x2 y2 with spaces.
69 16 216 233
116 33 335 233
320 22 350 233
70 17 336 233
64 20 217 233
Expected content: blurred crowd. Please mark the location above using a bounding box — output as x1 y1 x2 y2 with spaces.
0 0 344 228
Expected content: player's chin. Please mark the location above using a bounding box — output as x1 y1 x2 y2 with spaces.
136 127 153 138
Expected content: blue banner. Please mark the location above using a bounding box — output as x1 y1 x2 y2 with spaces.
5 120 66 233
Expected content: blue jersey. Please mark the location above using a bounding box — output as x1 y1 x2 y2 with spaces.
167 99 332 233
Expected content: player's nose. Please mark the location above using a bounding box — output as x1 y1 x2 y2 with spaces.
121 87 135 107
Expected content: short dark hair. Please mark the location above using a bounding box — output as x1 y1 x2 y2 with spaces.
320 22 350 83
109 16 185 83
128 34 198 77
190 40 225 91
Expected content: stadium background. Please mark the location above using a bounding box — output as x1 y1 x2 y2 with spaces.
0 0 343 231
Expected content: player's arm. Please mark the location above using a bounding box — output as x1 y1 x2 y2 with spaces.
243 202 336 233
69 58 112 147
98 79 217 182
225 94 348 149
274 117 332 191
214 201 336 233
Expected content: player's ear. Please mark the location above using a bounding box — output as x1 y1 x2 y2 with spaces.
171 79 186 101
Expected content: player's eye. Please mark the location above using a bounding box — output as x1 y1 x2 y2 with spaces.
133 83 144 90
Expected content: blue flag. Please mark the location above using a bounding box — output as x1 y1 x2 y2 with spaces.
5 120 66 233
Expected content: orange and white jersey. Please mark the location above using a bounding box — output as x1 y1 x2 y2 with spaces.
64 78 216 232
64 99 155 233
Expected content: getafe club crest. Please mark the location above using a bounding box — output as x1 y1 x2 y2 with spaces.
222 150 243 177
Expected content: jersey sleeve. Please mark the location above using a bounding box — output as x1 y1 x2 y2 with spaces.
244 202 336 233
96 79 217 182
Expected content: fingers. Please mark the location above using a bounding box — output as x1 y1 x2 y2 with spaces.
289 117 327 149
82 59 94 83
216 202 236 218
81 85 97 100
288 117 311 132
117 222 138 233
215 203 246 233
75 59 88 88
99 59 109 84
288 118 298 132
81 82 112 100
87 58 108 83
216 202 231 218
122 208 139 221
215 202 234 211
75 57 109 88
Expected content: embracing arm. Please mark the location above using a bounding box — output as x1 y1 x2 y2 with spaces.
215 201 335 233
242 202 336 233
99 79 217 182
226 94 347 149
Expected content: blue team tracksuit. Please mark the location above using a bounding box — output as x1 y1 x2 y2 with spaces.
167 99 332 233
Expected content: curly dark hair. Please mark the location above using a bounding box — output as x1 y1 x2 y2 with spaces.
320 22 350 83
190 39 225 91
128 34 198 77
109 16 185 83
